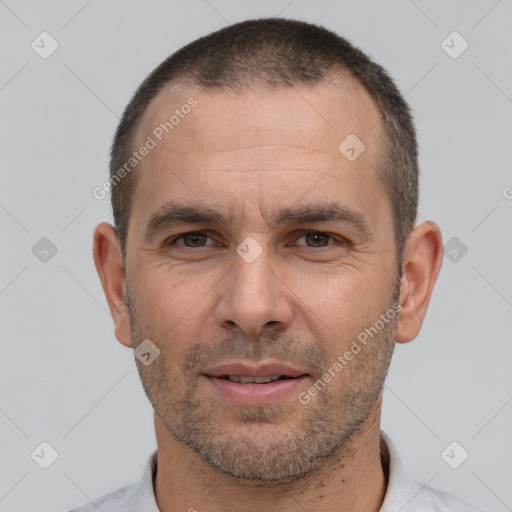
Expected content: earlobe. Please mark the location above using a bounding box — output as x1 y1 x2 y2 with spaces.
93 222 133 348
395 221 443 344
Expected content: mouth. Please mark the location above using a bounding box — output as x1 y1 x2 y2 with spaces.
216 375 299 384
202 362 309 405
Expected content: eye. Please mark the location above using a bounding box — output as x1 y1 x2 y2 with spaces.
168 232 216 248
293 232 336 248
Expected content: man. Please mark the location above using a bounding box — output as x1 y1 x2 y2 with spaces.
72 18 484 512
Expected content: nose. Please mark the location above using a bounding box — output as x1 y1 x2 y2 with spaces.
214 249 293 338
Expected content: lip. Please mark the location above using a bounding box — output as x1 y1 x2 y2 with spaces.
204 374 309 405
203 361 306 378
202 361 309 406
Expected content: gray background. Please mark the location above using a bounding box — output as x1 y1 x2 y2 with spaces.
1 1 511 511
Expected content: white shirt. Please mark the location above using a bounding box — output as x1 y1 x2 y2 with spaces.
69 432 486 512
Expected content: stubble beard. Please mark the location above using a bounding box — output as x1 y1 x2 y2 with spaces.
127 288 398 484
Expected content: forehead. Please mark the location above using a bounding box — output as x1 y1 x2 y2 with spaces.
135 75 383 159
129 76 388 235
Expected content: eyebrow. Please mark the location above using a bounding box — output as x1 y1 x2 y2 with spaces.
273 203 370 235
145 204 227 241
144 201 373 241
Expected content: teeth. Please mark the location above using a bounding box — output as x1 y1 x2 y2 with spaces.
253 376 273 383
227 375 282 383
241 376 266 383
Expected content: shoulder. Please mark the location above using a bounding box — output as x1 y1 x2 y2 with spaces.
380 432 487 512
381 477 487 512
408 483 487 512
68 450 159 511
67 483 139 512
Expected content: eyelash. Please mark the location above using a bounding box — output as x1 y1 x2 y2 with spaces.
166 231 344 249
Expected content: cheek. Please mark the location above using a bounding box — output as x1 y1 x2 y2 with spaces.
131 264 227 351
130 269 196 331
290 267 392 352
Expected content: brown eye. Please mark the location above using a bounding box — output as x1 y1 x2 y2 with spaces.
298 232 333 247
174 233 211 247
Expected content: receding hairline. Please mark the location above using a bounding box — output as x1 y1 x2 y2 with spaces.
131 66 384 159
125 69 391 253
110 18 418 270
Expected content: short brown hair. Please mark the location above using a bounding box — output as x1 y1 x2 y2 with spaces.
110 18 418 268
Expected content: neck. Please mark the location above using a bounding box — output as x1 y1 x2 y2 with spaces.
153 400 386 512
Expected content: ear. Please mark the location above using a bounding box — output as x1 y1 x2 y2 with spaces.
395 221 443 344
93 222 132 348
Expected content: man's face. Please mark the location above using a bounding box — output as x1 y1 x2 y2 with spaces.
125 77 399 481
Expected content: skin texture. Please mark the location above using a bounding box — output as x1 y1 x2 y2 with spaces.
93 76 443 512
